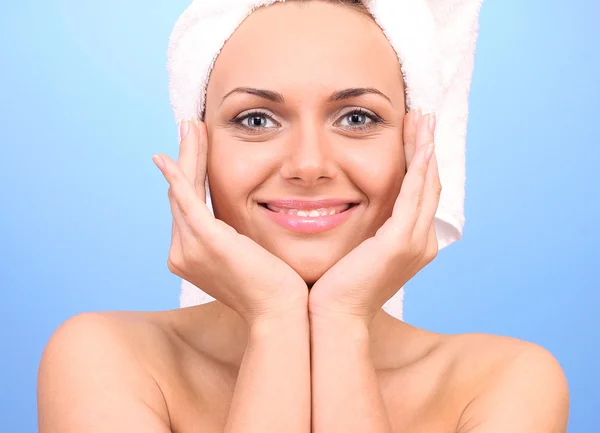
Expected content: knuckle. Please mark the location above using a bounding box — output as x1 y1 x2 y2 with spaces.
191 216 217 243
424 238 439 262
435 179 443 196
178 200 191 218
204 220 231 242
172 245 203 274
384 224 410 246
177 197 196 221
167 255 184 277
401 233 425 259
388 235 414 260
426 245 438 262
409 237 424 256
168 164 180 180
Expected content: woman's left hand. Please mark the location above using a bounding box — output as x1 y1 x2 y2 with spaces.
308 109 442 326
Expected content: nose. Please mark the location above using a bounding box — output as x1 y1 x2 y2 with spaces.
279 120 338 188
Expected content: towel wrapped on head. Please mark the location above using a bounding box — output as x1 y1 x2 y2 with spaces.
167 0 484 320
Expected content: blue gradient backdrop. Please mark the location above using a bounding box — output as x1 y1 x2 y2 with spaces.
0 0 597 431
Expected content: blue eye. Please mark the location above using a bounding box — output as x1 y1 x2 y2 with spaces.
342 112 368 126
337 109 382 130
230 108 384 133
233 110 278 129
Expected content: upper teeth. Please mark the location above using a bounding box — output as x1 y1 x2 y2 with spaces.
266 205 350 216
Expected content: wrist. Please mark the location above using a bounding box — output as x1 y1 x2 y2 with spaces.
248 301 309 336
308 299 373 328
243 287 308 325
309 310 370 341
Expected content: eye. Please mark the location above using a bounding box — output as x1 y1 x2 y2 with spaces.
232 110 279 130
336 108 383 130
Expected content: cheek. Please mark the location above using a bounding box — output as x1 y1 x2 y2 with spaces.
206 132 274 206
346 142 405 206
352 156 404 238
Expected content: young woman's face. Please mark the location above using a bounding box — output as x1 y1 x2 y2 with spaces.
203 1 407 285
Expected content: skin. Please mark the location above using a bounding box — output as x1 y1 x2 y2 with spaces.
37 2 570 432
203 2 405 288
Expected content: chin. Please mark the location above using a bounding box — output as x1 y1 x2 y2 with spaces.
297 268 326 289
274 248 341 286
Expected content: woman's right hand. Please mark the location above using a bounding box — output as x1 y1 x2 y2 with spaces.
152 120 308 325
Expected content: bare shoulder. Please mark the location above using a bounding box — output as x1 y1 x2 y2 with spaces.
38 311 174 432
445 332 570 433
445 332 568 393
444 332 539 386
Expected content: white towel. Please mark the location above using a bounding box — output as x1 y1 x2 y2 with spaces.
167 0 484 321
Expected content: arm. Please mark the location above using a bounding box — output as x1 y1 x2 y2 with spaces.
38 309 312 433
309 314 393 433
154 118 312 432
306 109 437 432
225 308 312 433
456 343 570 433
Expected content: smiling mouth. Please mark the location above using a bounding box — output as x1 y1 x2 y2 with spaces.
259 203 359 217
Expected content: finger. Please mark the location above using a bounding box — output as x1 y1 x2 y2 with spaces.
414 149 442 241
194 121 208 203
177 120 200 194
391 114 434 231
416 111 435 154
412 111 439 239
403 108 420 169
173 120 198 244
153 153 214 235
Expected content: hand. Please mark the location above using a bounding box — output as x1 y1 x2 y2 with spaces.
153 120 308 325
308 109 442 326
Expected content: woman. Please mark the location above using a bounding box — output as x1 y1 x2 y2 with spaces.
37 1 569 432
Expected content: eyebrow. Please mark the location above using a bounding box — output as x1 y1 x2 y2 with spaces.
220 87 393 106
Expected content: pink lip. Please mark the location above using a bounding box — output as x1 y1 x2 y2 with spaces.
259 198 359 210
259 203 359 233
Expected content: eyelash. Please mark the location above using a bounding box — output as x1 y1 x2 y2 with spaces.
229 108 384 133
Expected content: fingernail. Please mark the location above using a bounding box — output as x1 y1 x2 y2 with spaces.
412 109 419 126
152 154 165 171
179 121 189 141
428 113 436 133
415 109 422 127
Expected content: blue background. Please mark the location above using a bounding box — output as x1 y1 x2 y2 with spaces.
0 0 597 431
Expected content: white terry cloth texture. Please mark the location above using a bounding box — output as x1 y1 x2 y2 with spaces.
167 0 484 321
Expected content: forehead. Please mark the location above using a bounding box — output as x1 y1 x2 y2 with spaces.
206 2 403 102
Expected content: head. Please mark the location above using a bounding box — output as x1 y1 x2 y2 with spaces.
203 0 408 286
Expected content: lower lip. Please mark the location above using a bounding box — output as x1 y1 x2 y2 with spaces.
259 204 359 233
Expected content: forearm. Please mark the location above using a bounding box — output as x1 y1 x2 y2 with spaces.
224 308 311 433
310 315 393 433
